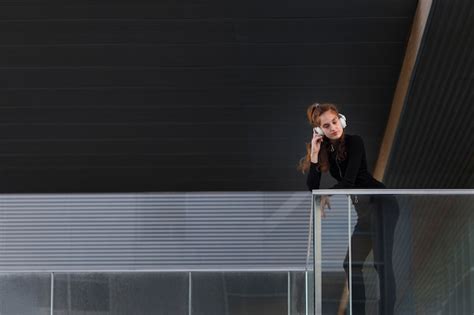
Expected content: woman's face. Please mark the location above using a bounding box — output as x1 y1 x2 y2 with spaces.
318 110 343 140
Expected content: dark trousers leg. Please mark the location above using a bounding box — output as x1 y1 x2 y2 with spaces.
343 216 373 315
372 196 399 315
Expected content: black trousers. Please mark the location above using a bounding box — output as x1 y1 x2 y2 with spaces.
343 195 400 315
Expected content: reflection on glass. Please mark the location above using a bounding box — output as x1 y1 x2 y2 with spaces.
392 195 473 314
289 271 313 315
325 194 474 314
50 271 310 315
347 194 400 315
318 195 354 314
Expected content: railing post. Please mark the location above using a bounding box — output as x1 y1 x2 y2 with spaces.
313 194 322 314
50 272 54 315
287 271 291 315
188 271 192 315
348 195 353 315
305 271 309 315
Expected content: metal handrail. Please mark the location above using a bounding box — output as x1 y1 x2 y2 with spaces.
312 189 474 195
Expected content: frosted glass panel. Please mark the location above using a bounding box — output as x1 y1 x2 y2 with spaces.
0 273 50 315
290 271 313 315
53 273 188 315
192 272 288 315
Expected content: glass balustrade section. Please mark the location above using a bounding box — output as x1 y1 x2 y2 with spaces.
0 190 471 314
0 192 313 315
311 190 474 315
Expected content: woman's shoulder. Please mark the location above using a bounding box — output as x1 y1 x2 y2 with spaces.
345 133 362 140
344 134 364 146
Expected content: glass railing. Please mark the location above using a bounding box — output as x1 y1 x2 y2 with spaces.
310 189 474 315
0 190 472 314
0 192 313 315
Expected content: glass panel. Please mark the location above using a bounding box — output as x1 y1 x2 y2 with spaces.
346 194 398 315
289 271 312 315
191 272 287 315
53 272 188 315
0 273 50 315
318 195 353 314
347 194 474 314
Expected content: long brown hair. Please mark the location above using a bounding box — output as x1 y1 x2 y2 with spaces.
297 103 347 173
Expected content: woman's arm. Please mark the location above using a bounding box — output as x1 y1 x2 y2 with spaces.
306 162 322 190
306 132 324 191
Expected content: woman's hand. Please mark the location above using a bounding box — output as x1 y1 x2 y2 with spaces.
311 132 324 163
320 195 331 218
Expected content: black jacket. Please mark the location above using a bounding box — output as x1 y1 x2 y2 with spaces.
306 134 385 191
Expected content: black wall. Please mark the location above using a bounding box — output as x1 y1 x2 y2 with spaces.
0 0 417 192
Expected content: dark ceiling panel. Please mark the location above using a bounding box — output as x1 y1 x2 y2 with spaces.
384 0 473 188
0 0 417 192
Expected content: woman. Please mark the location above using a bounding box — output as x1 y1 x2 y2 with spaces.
298 103 399 315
